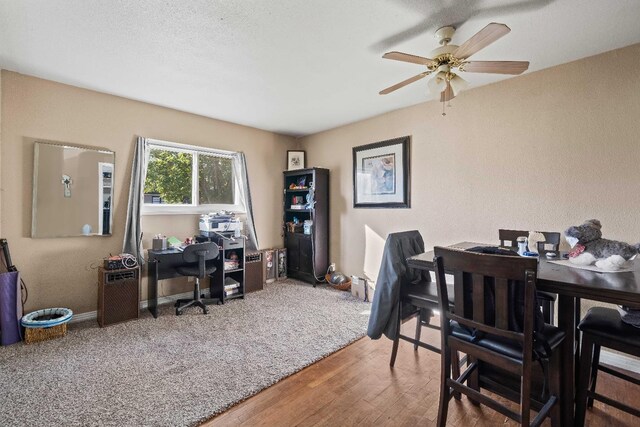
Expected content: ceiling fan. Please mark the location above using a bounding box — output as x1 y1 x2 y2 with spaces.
379 23 529 105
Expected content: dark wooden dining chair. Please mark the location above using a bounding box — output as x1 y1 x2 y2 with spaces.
433 247 564 427
499 229 561 323
575 307 640 426
384 231 455 367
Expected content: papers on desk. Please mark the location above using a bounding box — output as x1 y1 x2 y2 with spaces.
166 236 182 248
548 259 635 273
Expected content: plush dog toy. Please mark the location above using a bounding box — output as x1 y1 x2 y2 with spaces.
564 219 640 271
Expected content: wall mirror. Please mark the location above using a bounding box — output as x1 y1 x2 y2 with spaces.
32 142 115 238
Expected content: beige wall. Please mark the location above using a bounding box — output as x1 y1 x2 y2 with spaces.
0 70 2 238
0 71 296 313
301 43 640 281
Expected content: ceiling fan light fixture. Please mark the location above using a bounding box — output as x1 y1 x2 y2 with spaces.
448 74 468 96
380 21 529 113
428 72 447 94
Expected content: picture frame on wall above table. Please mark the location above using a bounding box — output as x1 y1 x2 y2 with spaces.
353 136 410 208
287 150 306 171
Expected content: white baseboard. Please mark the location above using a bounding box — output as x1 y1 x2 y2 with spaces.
600 350 640 374
70 289 211 323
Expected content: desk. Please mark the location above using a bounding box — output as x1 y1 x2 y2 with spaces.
147 248 198 318
408 242 640 426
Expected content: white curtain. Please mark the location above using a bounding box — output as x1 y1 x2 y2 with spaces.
123 140 258 257
122 137 148 264
232 152 259 250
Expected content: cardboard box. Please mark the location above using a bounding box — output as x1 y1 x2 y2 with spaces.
351 276 374 302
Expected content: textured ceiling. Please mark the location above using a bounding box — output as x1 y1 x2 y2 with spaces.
1 0 640 136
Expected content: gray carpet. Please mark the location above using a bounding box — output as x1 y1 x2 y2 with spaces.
0 280 371 426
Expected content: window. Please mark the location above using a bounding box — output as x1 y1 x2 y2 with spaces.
142 140 240 214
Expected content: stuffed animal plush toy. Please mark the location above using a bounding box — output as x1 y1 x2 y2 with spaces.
564 219 640 271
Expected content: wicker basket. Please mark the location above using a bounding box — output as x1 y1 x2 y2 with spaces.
24 323 68 344
325 274 351 291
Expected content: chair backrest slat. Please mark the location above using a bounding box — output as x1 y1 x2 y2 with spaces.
436 245 534 280
449 313 524 343
472 273 485 324
495 277 510 330
453 271 465 318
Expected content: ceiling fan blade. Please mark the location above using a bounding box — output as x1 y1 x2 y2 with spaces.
382 51 436 66
440 81 455 102
460 60 529 75
379 72 430 95
453 23 511 60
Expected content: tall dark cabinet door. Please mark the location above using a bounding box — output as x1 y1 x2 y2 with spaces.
283 168 329 285
298 235 313 275
287 234 300 273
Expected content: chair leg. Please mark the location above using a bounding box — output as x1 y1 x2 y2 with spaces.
520 365 532 427
576 334 595 427
451 350 461 401
549 348 562 427
390 305 402 367
467 356 480 406
437 341 452 427
176 278 209 315
587 344 601 408
414 309 425 351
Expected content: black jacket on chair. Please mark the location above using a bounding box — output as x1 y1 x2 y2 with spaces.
367 230 430 340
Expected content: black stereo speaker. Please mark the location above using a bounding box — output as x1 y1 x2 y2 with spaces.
98 267 140 327
245 251 265 293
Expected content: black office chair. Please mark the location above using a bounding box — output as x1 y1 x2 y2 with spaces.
175 242 220 315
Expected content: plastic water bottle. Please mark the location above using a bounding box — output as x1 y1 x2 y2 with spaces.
303 220 313 235
517 236 528 256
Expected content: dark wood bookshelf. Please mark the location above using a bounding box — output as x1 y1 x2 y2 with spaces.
283 168 329 285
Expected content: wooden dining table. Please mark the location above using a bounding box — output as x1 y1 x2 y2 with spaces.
407 242 640 426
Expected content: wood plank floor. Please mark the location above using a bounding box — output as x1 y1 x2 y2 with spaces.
202 319 638 426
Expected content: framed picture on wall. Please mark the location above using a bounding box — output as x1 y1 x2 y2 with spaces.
287 150 306 171
352 136 410 208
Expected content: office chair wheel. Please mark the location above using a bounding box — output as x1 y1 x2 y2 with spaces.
203 308 209 315
176 308 183 315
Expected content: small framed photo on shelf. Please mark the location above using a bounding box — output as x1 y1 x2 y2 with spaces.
287 150 306 171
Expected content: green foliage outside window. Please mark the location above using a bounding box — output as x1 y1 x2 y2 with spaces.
144 147 234 205
199 154 234 205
